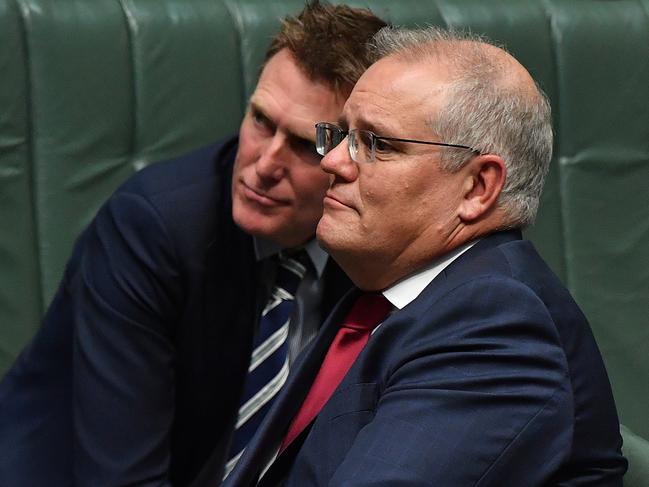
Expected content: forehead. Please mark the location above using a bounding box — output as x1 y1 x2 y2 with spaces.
342 57 450 135
252 49 346 139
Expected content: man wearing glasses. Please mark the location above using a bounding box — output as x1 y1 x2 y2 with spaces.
0 3 387 486
225 27 627 486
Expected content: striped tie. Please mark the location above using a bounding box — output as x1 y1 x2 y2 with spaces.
223 252 307 478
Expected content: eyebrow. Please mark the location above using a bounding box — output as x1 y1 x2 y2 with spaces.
250 100 315 143
339 114 398 139
249 101 273 123
363 120 396 138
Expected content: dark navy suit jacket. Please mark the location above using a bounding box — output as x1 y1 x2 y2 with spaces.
0 137 351 487
223 231 627 486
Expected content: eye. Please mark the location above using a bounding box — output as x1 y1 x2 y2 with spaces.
251 108 274 133
375 138 394 153
291 136 322 162
293 136 314 152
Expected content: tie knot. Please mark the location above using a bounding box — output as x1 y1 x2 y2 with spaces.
274 251 309 298
342 293 392 331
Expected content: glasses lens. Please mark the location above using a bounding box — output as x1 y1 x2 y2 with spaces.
355 130 374 163
315 123 329 156
315 123 345 156
348 130 359 162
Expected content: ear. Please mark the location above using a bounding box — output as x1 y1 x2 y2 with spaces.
457 154 506 222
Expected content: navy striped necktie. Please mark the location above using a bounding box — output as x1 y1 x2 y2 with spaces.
224 251 308 478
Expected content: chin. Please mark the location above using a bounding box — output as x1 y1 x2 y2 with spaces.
233 204 270 238
316 219 352 258
316 217 336 251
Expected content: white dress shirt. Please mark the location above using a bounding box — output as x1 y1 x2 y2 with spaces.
382 240 478 314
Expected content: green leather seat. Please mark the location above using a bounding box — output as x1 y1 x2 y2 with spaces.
1 0 647 480
622 425 649 486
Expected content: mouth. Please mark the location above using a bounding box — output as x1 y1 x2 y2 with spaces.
240 181 288 207
323 191 354 211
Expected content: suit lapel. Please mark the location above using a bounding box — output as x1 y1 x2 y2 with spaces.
202 140 259 406
192 141 261 487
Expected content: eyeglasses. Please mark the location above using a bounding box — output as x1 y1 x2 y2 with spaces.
315 122 480 163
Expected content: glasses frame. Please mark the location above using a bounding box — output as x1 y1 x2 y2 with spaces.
315 122 480 163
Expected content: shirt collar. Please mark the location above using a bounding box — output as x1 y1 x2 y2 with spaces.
253 236 328 279
382 240 478 310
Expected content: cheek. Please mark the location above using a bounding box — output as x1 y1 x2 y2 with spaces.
359 174 435 237
358 174 396 218
231 155 253 198
236 122 261 169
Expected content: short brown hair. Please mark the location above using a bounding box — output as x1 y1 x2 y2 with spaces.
265 0 388 94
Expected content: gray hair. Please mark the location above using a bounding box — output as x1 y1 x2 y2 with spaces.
369 26 553 228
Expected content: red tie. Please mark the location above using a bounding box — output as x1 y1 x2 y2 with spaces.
281 293 392 450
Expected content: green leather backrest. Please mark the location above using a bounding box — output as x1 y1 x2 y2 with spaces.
0 0 41 378
1 0 648 467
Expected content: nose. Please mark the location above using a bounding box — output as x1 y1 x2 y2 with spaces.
320 137 358 182
255 133 287 181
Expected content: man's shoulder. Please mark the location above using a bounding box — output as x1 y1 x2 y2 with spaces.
118 135 239 201
399 232 571 340
89 135 240 252
421 231 529 294
439 231 559 294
